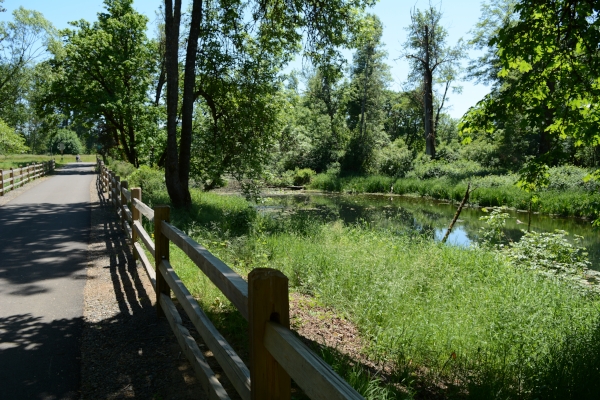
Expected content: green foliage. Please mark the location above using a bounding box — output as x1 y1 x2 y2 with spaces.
507 230 591 281
50 129 82 155
0 7 56 127
406 155 492 181
517 159 550 192
403 5 466 158
0 118 28 154
309 171 600 218
46 0 159 166
478 207 511 247
149 186 600 398
377 138 414 177
292 168 316 186
547 165 600 192
127 165 165 198
106 158 136 179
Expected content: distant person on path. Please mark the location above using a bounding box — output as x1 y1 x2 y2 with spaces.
76 154 80 162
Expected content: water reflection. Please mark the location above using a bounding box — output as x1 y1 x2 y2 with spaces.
258 193 600 270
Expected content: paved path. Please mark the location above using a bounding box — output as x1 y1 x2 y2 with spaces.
0 163 96 400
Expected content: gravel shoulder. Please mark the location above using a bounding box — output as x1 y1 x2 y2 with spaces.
81 177 206 399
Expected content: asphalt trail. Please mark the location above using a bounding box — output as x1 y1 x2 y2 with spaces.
0 163 95 400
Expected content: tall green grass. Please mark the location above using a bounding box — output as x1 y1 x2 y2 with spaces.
127 172 600 398
245 222 600 399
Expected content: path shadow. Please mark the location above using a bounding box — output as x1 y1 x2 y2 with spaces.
79 177 205 399
0 202 90 292
0 314 82 400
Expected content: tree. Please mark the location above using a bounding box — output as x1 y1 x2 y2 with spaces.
462 0 600 175
343 14 391 174
50 128 83 155
383 89 424 151
0 7 56 127
163 0 376 207
45 0 158 166
0 118 28 155
403 5 465 159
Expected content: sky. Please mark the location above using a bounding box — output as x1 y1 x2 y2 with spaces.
1 0 491 119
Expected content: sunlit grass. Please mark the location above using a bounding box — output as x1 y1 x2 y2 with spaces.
0 154 97 169
133 184 600 399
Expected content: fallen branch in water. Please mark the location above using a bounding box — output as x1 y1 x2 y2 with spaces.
442 182 471 244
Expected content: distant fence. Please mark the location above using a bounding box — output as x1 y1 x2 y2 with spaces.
97 159 364 400
0 161 56 196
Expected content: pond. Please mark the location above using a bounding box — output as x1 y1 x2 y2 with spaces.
257 192 600 270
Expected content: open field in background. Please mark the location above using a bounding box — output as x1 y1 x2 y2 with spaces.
121 162 600 399
0 154 98 170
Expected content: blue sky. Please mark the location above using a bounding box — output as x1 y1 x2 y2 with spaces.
1 0 490 119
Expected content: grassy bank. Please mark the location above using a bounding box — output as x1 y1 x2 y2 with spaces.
309 173 600 219
123 163 600 398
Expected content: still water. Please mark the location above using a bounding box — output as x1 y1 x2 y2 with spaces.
258 192 600 270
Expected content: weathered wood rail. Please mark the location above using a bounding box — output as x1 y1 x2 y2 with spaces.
0 160 56 196
97 159 364 400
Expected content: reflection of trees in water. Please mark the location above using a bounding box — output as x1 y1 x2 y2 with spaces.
265 193 600 269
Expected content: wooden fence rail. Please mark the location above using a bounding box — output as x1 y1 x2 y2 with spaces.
0 160 56 196
97 159 364 400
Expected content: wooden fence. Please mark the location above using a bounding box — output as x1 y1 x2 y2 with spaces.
0 160 56 196
97 159 364 400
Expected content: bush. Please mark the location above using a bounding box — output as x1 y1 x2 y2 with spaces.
292 168 316 186
546 165 599 192
128 166 166 200
377 139 414 177
407 155 492 181
107 159 136 179
50 129 83 155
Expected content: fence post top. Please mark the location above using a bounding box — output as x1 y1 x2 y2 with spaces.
249 268 288 281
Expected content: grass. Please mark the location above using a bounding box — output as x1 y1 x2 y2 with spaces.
129 180 600 399
309 173 600 218
0 154 97 169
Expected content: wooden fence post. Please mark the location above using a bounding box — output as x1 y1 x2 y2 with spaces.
9 168 14 191
120 180 128 230
249 268 291 400
154 205 171 317
131 187 141 258
0 170 4 196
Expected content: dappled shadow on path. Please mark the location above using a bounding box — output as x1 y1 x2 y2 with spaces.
0 314 82 400
78 178 204 399
0 202 90 294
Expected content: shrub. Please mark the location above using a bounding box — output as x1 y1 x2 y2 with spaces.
108 159 136 179
50 129 83 155
546 165 599 192
377 139 414 177
292 168 316 186
128 166 166 200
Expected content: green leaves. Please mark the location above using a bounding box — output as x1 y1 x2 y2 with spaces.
0 118 28 155
47 0 159 166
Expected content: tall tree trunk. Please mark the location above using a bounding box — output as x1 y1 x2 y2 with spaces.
423 25 435 159
164 0 203 208
164 0 184 206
